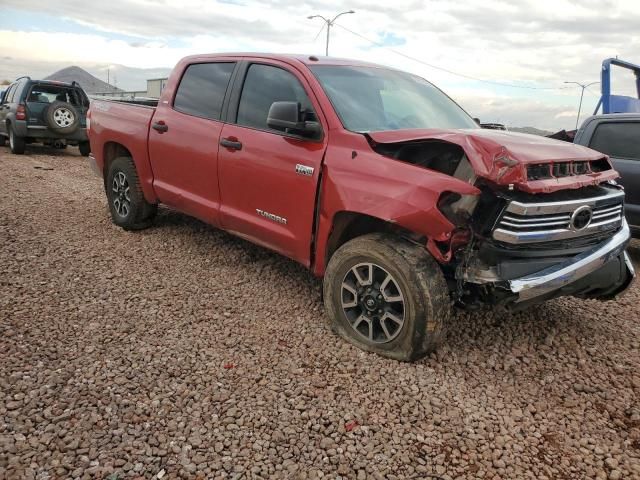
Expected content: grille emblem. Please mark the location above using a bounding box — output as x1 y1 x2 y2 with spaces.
570 206 593 231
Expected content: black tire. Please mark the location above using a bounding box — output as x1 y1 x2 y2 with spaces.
0 134 6 147
8 125 25 154
323 233 451 361
106 156 157 230
78 141 91 157
44 101 80 135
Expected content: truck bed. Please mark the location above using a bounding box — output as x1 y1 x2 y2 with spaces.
88 98 158 202
90 97 159 108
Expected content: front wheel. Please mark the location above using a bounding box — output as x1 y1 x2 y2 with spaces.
8 126 25 154
106 156 157 230
323 233 451 361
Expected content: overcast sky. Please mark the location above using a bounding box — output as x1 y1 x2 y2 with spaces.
0 0 638 130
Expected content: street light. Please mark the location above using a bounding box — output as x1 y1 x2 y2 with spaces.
564 81 600 130
308 10 355 56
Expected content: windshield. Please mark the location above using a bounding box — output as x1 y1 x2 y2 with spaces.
310 65 479 132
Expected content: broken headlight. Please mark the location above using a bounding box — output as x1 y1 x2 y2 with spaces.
437 191 480 227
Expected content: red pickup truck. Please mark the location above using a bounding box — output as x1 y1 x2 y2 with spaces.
88 53 635 361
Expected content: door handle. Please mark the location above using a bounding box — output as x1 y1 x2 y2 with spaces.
152 121 168 133
220 138 242 150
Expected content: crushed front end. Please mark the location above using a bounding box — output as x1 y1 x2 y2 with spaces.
365 128 636 309
456 182 635 309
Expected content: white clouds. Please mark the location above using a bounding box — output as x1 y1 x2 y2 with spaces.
0 31 181 69
0 0 638 130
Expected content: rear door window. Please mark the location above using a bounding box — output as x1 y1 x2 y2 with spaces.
173 62 235 120
4 84 17 103
589 122 640 160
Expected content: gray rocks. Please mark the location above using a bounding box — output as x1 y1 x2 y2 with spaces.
1 148 639 479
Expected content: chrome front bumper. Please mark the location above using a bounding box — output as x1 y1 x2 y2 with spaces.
508 220 635 302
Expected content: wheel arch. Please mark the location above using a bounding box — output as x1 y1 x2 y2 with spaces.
102 141 158 204
103 141 132 178
320 210 425 276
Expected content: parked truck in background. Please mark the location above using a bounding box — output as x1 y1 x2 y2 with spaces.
573 113 640 236
549 58 640 237
87 53 635 361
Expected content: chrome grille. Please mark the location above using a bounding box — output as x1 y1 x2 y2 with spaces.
493 189 624 244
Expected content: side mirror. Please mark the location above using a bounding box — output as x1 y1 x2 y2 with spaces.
267 101 321 138
473 117 481 125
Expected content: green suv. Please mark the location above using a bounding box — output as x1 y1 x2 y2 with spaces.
0 76 90 155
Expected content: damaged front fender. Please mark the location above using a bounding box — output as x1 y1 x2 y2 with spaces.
312 134 480 275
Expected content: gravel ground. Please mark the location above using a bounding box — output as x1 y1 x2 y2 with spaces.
1 145 639 480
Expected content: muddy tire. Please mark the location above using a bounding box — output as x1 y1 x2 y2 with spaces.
106 156 157 230
8 125 25 154
323 233 450 361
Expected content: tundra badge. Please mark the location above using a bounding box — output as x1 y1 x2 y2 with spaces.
295 164 314 176
256 209 287 225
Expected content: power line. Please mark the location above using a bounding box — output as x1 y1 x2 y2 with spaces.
334 23 574 91
312 22 326 43
584 85 601 97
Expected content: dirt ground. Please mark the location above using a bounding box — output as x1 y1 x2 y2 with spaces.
1 145 639 480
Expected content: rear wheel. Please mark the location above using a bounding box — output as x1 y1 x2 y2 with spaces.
106 156 157 230
8 126 25 154
323 233 450 361
78 141 90 157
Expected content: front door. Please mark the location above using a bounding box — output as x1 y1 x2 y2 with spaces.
148 61 236 224
218 62 327 265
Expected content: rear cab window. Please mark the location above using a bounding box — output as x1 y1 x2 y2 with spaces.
589 122 640 160
173 62 236 120
235 63 320 137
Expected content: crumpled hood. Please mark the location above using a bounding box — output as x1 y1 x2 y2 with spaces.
367 128 618 193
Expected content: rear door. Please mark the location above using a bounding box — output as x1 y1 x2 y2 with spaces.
148 61 236 225
217 61 327 265
589 120 640 227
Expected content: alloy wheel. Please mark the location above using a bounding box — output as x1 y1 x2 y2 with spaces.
112 171 131 218
53 107 75 128
341 262 406 343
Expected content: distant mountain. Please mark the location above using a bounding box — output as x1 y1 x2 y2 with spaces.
45 66 122 94
509 126 554 136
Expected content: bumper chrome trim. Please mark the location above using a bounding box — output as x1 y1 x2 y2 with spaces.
508 220 634 302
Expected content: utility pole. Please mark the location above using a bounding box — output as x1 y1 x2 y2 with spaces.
308 10 355 56
564 81 600 130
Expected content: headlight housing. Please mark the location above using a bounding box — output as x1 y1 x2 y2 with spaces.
437 191 479 227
